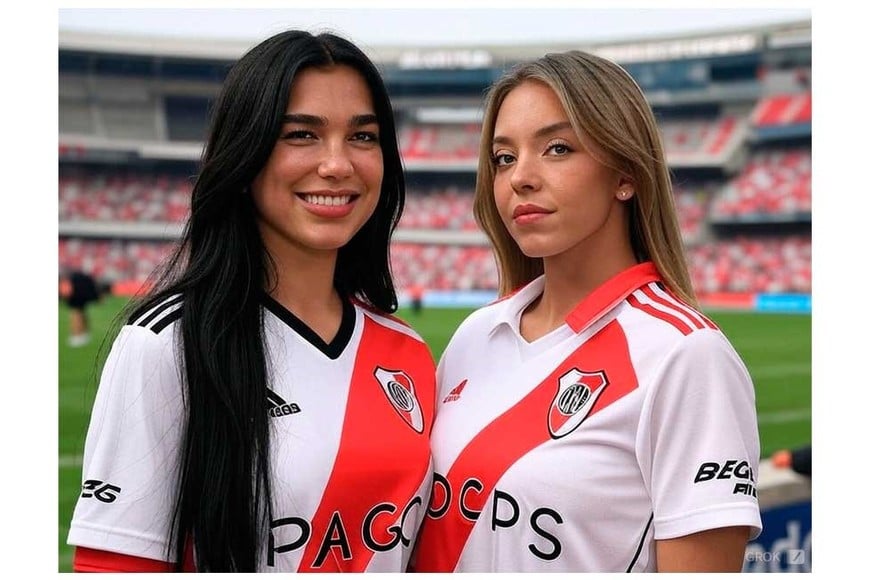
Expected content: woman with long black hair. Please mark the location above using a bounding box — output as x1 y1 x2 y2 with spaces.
67 30 436 572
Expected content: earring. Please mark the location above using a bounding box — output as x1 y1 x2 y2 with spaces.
618 190 632 200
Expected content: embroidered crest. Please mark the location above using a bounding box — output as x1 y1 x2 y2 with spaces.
548 368 609 438
374 367 424 433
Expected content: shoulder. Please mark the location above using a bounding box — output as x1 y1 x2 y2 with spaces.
127 294 184 336
354 305 437 401
620 280 720 339
664 326 745 369
355 302 427 344
617 281 750 383
354 304 436 370
96 298 185 412
103 295 184 373
639 315 752 407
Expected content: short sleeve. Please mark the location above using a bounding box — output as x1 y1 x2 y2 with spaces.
67 325 186 561
636 329 762 541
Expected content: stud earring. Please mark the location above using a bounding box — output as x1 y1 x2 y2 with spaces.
618 190 632 200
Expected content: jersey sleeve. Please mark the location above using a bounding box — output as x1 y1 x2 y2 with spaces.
636 329 763 541
67 324 186 563
72 546 184 572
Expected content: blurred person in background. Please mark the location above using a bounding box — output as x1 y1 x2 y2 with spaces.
62 269 101 347
409 283 425 315
413 50 761 572
772 444 811 477
67 30 436 572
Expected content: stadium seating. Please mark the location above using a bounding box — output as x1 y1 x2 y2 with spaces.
710 148 811 220
60 170 191 223
659 116 741 156
59 238 176 285
673 184 715 245
58 112 811 297
60 233 812 296
390 243 499 292
398 124 480 161
688 236 811 294
751 93 811 127
399 187 477 231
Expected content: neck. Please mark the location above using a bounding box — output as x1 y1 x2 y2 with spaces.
266 244 344 341
521 230 636 341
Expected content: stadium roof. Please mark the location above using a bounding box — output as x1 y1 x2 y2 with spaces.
59 19 809 67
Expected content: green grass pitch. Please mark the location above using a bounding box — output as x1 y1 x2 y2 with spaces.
58 296 811 571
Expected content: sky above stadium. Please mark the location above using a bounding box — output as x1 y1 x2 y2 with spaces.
57 4 810 46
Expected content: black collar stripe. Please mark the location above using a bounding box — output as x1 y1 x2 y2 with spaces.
261 294 355 360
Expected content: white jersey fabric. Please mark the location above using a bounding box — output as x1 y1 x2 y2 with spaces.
68 294 436 572
414 262 762 572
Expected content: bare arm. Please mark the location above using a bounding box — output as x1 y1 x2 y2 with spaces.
656 526 750 572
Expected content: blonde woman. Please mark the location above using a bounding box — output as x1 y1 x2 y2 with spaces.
413 51 761 572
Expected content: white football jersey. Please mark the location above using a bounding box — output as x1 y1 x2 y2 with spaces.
414 262 762 572
68 295 436 572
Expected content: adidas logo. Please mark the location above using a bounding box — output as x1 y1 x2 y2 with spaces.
443 379 468 403
267 389 301 418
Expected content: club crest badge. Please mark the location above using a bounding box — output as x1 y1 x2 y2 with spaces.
374 367 424 433
548 368 609 439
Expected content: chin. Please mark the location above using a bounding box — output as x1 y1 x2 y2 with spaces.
311 238 357 252
514 240 553 259
305 226 367 251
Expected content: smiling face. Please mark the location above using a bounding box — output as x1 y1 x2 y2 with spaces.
250 64 383 261
491 80 633 265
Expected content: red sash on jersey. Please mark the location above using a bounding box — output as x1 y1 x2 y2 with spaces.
414 320 637 571
296 315 434 572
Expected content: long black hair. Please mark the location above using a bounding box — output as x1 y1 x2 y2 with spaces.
125 30 405 571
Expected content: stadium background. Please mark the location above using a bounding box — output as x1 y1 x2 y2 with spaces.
58 16 812 572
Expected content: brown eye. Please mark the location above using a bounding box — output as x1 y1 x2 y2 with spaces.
546 143 572 156
492 153 515 166
283 130 316 140
351 131 380 143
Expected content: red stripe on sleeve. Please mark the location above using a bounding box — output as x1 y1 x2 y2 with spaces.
660 286 719 330
641 286 705 330
73 542 195 572
626 293 693 335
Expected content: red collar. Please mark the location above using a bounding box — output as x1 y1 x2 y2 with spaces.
564 262 661 334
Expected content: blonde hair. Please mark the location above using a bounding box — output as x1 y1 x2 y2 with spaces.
473 50 697 307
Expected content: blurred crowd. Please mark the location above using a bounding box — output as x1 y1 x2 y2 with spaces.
59 143 810 297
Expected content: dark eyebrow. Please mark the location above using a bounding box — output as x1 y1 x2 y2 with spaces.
282 113 325 126
351 114 379 127
281 113 379 127
492 121 574 146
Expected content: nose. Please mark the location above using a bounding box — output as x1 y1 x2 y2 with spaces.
508 154 541 193
317 142 354 180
